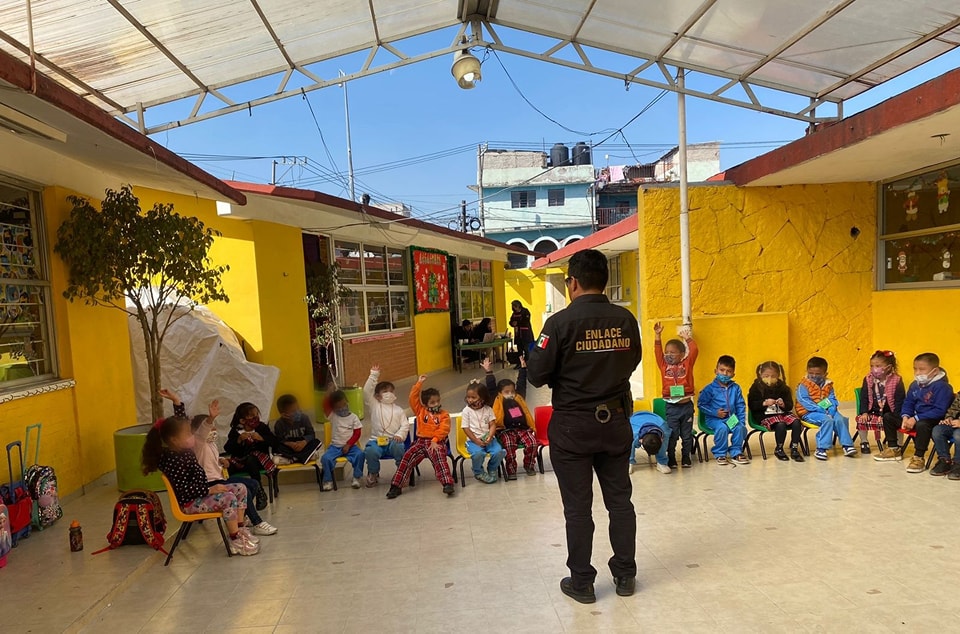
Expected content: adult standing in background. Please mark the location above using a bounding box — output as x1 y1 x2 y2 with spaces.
527 249 642 604
509 300 536 360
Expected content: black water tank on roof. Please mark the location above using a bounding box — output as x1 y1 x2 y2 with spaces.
573 141 591 165
550 143 569 167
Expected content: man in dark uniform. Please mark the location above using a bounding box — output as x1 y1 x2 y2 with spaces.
527 249 642 604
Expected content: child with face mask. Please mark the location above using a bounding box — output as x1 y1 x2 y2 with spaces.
461 380 505 483
272 394 323 465
387 375 455 499
858 351 906 458
483 356 540 479
747 362 803 462
796 357 856 461
698 355 750 466
899 352 953 474
362 365 410 487
653 322 698 469
319 389 366 490
224 402 280 497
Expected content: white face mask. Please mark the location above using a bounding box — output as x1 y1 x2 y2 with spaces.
915 373 930 385
502 392 516 401
380 392 397 405
207 429 219 444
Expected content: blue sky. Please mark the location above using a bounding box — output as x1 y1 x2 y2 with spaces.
153 28 960 226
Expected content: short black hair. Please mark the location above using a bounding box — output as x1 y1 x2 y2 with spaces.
567 249 608 291
276 394 298 411
374 381 395 396
915 352 940 367
664 338 687 354
421 387 441 405
640 432 662 456
497 378 516 393
717 355 736 369
807 356 828 371
329 390 348 407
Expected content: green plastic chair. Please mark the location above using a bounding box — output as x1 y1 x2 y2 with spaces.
697 409 750 460
744 413 769 460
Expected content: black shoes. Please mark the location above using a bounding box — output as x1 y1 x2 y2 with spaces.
506 473 518 481
790 444 804 462
560 577 596 604
681 455 692 468
931 459 953 477
860 442 872 455
614 576 636 597
442 484 455 495
254 486 268 510
774 446 789 461
385 485 402 499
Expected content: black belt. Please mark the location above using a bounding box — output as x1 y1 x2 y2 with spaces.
594 397 628 423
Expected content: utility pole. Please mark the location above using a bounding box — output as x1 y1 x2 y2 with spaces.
340 70 356 202
271 160 277 185
477 143 486 236
460 200 467 232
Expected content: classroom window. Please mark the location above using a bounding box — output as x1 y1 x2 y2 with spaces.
606 255 623 302
548 189 565 206
511 190 536 208
334 241 411 334
458 257 496 325
879 161 960 289
0 180 57 387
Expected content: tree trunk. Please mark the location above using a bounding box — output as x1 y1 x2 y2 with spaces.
136 312 162 423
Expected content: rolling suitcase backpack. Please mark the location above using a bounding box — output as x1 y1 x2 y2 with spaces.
23 424 62 530
2 442 32 546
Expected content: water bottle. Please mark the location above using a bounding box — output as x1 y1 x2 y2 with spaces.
69 520 83 552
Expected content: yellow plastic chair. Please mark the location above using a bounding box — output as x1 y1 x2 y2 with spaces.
160 474 232 566
272 428 323 491
451 414 504 488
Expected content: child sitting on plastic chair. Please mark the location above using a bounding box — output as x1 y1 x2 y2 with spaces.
362 365 410 488
629 411 670 474
272 394 323 465
461 380 505 483
796 356 856 462
484 356 540 479
320 389 365 490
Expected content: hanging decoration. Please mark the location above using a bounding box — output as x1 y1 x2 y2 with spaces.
937 171 951 214
411 247 450 314
904 188 919 222
942 248 952 270
897 250 908 274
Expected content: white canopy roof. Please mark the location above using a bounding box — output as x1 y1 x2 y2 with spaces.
1 0 957 133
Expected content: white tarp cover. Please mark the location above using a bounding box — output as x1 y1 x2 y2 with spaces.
128 305 280 439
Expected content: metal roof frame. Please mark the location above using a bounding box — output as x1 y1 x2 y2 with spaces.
0 0 957 135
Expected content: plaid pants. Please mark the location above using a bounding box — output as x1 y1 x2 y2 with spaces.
391 438 453 488
498 428 539 474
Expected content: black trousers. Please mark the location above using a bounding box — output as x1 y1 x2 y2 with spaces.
548 410 636 587
878 413 903 447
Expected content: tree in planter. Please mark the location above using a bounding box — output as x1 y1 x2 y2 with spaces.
54 186 228 421
305 261 351 387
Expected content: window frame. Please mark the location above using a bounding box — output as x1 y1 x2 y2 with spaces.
547 188 565 207
606 255 623 303
877 158 960 291
457 257 496 325
333 240 412 336
511 190 537 209
0 177 59 391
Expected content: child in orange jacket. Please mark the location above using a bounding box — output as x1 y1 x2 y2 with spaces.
386 375 455 499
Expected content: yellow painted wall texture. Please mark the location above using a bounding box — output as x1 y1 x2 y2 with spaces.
638 183 876 397
414 312 453 375
504 266 568 335
872 290 960 380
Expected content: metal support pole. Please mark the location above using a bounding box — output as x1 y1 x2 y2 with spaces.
460 200 467 233
677 69 692 327
340 70 356 202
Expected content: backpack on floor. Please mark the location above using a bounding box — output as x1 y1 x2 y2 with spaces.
23 424 62 530
92 490 168 555
2 442 32 546
0 501 12 568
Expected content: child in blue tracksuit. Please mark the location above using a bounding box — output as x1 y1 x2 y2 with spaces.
900 352 953 474
796 356 856 461
697 355 749 466
629 411 670 474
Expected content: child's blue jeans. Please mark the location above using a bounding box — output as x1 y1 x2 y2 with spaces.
932 424 960 460
707 420 746 458
802 411 853 450
321 445 365 482
363 439 405 475
465 438 506 475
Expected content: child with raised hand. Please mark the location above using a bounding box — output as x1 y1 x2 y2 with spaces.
698 355 750 466
387 375 455 499
653 321 698 469
224 403 279 495
484 356 540 479
899 352 953 473
272 394 323 465
796 357 856 461
747 362 803 462
142 409 259 556
319 389 366 490
362 365 410 487
461 380 505 483
932 393 960 479
859 350 906 458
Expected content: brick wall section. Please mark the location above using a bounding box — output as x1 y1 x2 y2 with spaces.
342 330 418 387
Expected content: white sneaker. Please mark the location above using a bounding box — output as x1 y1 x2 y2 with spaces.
252 521 278 536
273 456 294 466
656 463 672 474
230 535 260 556
239 526 259 544
629 464 636 474
351 477 361 489
322 481 334 491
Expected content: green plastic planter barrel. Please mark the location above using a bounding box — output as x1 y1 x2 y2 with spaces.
114 424 164 492
315 386 364 423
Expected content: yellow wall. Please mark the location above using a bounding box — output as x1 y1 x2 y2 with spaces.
638 183 876 397
504 266 567 335
618 250 639 315
872 290 960 378
414 312 453 375
492 262 508 336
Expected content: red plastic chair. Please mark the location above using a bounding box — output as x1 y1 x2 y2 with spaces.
534 406 553 473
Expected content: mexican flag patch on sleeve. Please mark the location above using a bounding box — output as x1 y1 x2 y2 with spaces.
536 333 550 349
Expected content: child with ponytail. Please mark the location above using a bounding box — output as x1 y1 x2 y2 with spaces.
747 362 803 462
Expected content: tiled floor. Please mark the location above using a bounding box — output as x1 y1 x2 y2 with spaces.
8 371 957 633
